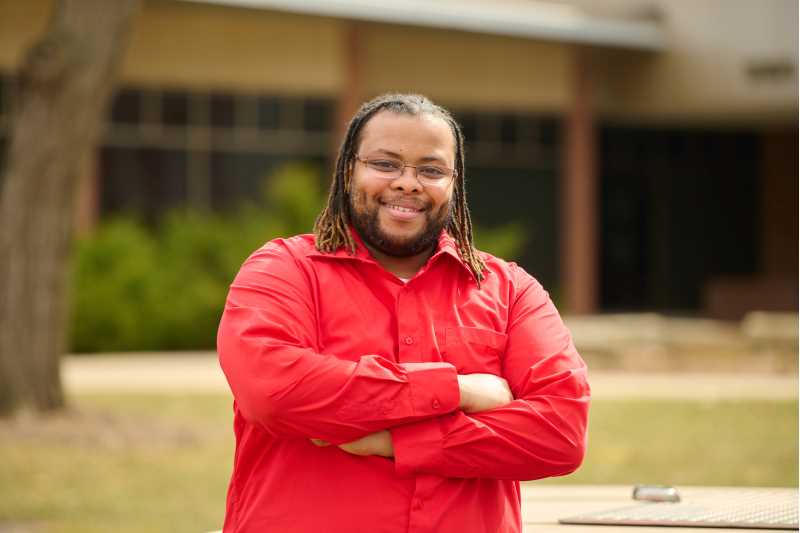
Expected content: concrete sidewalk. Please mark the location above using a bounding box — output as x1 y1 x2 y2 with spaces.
62 353 798 400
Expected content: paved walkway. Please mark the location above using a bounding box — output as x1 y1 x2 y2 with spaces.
62 353 798 400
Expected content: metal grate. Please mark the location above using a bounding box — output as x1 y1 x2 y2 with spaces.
559 489 798 530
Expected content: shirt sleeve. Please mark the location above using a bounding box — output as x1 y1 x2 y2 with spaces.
217 240 461 445
390 265 590 480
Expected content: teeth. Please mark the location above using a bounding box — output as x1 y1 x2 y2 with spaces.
388 204 417 213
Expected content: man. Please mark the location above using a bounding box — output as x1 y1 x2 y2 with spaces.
217 94 590 533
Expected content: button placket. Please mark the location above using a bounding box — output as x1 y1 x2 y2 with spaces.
396 284 420 362
408 475 438 533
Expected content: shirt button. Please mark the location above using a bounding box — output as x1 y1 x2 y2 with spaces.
404 336 414 345
432 399 441 409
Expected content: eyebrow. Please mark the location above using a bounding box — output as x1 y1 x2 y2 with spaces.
371 148 448 165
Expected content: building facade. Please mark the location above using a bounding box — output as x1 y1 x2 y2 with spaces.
0 0 797 317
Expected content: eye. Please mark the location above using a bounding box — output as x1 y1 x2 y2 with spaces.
368 159 402 172
418 165 448 179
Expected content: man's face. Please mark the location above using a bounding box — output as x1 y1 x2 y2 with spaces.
348 111 456 258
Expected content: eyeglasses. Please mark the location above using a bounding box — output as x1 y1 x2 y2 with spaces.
355 155 456 189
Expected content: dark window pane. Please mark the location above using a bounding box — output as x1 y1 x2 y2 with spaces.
518 116 560 153
479 115 499 142
162 91 189 126
100 146 143 215
238 94 258 128
210 151 278 210
258 97 280 130
456 113 478 143
303 98 332 132
0 138 5 189
0 76 5 116
467 165 559 286
100 146 187 220
210 93 235 128
500 115 517 144
538 118 558 148
282 97 304 130
1 77 17 116
110 88 140 124
160 150 188 207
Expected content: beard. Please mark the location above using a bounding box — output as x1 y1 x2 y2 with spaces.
348 191 452 258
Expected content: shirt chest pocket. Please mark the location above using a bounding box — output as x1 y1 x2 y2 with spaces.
438 326 507 374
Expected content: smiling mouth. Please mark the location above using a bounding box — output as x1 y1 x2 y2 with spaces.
380 201 425 213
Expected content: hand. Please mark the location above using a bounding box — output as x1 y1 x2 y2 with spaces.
457 373 513 413
310 430 394 458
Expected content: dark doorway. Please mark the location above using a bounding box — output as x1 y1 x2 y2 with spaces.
599 126 760 313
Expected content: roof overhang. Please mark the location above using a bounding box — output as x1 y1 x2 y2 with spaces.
180 0 666 51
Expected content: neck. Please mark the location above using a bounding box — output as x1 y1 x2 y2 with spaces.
363 242 436 279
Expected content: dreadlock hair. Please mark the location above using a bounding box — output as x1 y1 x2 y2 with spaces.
313 93 486 285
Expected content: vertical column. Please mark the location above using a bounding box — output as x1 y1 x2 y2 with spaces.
561 47 598 314
74 150 99 235
761 129 798 278
335 21 364 153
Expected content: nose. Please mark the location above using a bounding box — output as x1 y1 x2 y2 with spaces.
390 165 422 193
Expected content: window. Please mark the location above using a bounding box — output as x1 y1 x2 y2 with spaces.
453 109 560 169
102 86 335 216
0 75 6 118
110 89 140 124
99 147 188 220
162 91 189 126
303 98 333 132
210 93 235 128
499 114 517 145
257 96 281 130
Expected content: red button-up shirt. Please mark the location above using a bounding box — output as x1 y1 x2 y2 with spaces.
218 231 590 533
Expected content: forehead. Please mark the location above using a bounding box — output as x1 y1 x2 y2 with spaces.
357 110 456 160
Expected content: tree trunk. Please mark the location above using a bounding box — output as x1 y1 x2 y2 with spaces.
0 0 140 414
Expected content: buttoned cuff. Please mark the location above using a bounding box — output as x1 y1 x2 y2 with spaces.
401 362 460 416
391 415 449 477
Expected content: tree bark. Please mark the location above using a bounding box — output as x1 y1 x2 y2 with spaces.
0 0 140 414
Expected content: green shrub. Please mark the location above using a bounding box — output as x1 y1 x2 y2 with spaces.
69 163 325 353
70 218 163 352
473 222 527 261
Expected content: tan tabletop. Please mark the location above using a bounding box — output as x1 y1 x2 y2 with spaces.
521 484 796 532
207 485 795 533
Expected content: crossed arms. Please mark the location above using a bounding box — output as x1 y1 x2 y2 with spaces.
218 242 590 480
310 372 515 457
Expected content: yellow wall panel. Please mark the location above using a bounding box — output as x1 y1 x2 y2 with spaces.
0 0 52 71
361 24 571 112
120 0 344 95
3 0 793 124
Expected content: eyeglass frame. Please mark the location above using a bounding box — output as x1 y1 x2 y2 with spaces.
354 155 458 189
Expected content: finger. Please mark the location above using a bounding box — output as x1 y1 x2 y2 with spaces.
310 438 331 447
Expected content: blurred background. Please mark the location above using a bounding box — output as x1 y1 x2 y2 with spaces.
0 1 797 532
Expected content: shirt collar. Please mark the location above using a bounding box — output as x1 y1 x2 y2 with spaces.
306 226 374 262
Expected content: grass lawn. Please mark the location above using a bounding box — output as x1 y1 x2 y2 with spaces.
545 399 798 487
0 394 796 533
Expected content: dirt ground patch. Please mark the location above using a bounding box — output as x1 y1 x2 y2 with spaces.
0 405 204 450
